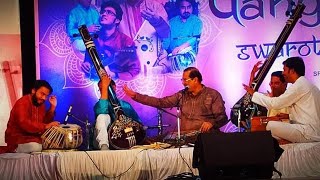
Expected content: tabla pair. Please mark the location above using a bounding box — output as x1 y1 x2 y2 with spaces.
41 124 83 150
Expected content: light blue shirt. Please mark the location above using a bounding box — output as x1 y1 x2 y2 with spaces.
66 4 100 40
163 14 202 53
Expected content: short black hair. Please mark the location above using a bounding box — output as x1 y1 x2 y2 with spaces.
282 56 305 76
175 0 199 15
184 67 202 82
271 71 285 83
33 80 53 93
100 1 123 21
176 0 197 7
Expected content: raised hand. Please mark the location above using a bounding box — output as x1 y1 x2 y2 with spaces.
48 95 57 108
87 24 101 33
243 83 255 96
141 7 161 24
81 62 91 73
104 66 116 78
251 61 263 75
123 84 137 98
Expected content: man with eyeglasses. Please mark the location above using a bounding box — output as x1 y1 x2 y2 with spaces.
249 61 288 117
241 62 290 141
81 1 141 81
123 67 228 137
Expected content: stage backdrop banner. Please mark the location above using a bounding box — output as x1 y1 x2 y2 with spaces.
36 0 320 137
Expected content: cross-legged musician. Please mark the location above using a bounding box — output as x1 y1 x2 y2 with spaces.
123 67 229 143
156 0 203 73
248 61 290 133
94 75 142 150
0 80 60 154
244 57 320 143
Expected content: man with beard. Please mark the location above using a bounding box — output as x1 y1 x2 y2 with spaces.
244 57 320 143
156 0 202 73
81 1 140 81
0 80 60 153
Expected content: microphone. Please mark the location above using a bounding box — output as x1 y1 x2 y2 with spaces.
64 105 73 125
182 86 189 93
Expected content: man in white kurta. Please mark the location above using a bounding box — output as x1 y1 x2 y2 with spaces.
244 57 320 143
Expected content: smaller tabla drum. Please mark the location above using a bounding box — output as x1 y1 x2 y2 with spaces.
168 47 196 72
41 124 83 150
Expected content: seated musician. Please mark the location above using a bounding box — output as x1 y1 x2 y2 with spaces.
81 1 140 81
94 75 142 150
123 67 229 141
155 0 203 73
0 80 60 154
244 57 320 143
249 61 289 121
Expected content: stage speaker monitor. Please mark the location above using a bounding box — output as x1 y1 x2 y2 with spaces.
193 131 275 179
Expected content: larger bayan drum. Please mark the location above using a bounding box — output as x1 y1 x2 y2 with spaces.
41 124 83 149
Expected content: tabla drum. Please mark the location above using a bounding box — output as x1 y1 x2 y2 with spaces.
41 124 83 150
168 47 196 72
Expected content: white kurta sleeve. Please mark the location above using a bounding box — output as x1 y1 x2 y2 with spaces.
252 79 307 110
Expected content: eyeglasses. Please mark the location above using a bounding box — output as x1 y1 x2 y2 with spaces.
181 78 193 82
101 9 116 17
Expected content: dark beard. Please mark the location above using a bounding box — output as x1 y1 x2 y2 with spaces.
182 13 190 19
31 94 42 107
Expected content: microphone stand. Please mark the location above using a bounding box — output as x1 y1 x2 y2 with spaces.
158 109 163 136
68 112 91 151
176 106 181 145
147 108 172 135
231 104 242 132
175 89 187 146
237 109 241 132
